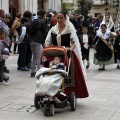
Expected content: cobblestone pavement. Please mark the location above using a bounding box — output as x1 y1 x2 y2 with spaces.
0 49 120 120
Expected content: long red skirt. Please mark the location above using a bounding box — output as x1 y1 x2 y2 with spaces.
64 51 89 98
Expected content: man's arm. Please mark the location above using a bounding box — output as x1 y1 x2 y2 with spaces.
0 20 9 36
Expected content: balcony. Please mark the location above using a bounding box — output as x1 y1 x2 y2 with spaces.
63 0 73 4
93 0 105 5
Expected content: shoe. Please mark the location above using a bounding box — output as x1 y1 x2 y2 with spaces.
27 66 31 69
13 52 17 54
98 68 105 71
17 67 21 70
98 68 103 71
4 69 10 73
117 65 120 69
86 63 90 69
101 67 105 70
3 67 10 73
0 81 9 85
30 72 36 77
21 67 30 71
3 74 9 82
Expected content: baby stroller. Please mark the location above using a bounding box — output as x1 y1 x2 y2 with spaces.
34 46 77 116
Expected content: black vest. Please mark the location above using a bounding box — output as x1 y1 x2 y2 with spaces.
51 32 71 47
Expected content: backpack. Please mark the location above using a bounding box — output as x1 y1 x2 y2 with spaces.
27 19 39 35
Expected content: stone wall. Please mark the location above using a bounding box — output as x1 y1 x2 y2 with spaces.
0 0 9 13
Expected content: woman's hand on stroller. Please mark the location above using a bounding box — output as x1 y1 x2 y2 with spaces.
66 42 76 51
66 47 71 51
44 44 50 47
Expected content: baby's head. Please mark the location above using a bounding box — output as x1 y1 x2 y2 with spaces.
53 55 64 65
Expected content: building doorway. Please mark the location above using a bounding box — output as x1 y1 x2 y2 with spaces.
9 0 18 20
38 0 44 10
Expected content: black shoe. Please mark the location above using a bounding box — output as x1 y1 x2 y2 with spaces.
98 68 105 71
86 63 90 69
30 72 36 77
117 65 120 69
3 67 10 73
98 65 105 70
98 68 102 71
102 67 105 70
4 69 10 73
17 67 21 70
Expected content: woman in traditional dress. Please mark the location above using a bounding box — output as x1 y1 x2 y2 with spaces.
45 12 89 98
93 24 114 70
99 14 115 32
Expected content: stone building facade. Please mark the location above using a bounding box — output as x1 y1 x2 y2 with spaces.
0 0 38 19
90 0 118 18
0 0 62 18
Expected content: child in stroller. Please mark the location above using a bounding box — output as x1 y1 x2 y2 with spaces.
42 55 64 70
34 46 77 116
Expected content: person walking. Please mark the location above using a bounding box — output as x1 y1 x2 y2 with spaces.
28 9 47 77
45 12 89 98
93 24 114 70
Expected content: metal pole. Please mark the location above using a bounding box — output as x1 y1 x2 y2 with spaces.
81 2 84 16
61 0 63 11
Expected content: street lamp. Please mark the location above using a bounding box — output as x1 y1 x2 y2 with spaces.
104 0 109 15
61 0 63 10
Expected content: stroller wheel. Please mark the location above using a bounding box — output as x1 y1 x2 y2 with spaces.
70 92 77 111
44 104 55 116
50 104 54 116
34 94 41 109
44 104 49 116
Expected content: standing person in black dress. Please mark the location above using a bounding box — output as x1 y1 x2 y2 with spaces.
93 24 114 70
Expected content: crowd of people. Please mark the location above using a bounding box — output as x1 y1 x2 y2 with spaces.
0 8 120 87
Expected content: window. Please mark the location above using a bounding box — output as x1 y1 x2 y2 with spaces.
95 13 101 17
9 0 16 5
9 0 18 20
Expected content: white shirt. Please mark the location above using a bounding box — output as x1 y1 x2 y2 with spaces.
21 26 26 38
16 26 26 43
83 34 89 49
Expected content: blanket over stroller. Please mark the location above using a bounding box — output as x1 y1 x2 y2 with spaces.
35 68 67 97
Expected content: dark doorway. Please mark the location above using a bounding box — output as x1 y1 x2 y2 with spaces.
38 0 44 10
9 0 18 20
